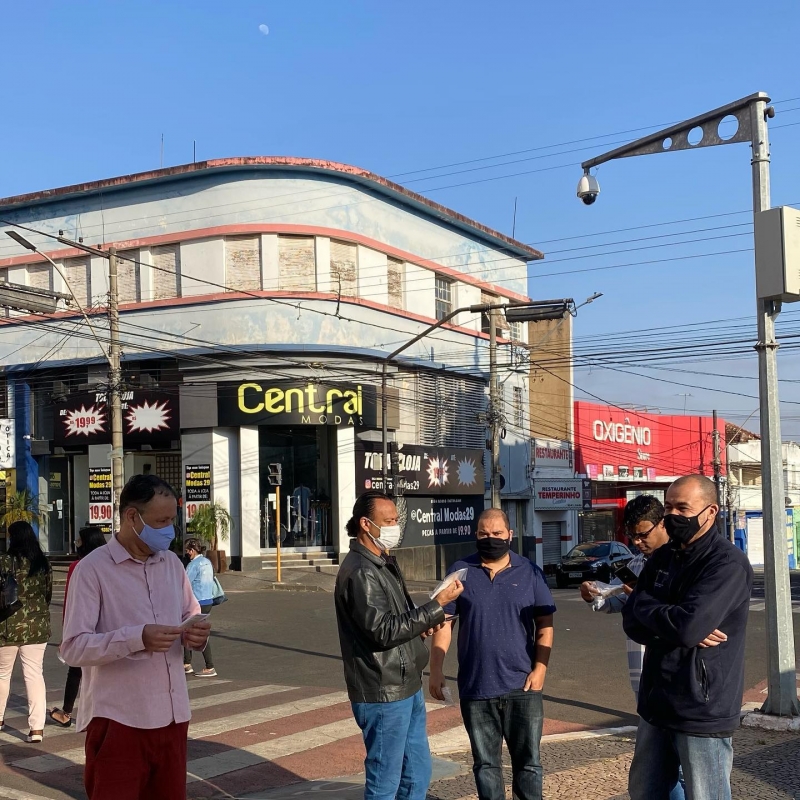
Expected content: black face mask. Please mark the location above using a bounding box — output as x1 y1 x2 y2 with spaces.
476 536 511 561
663 505 712 545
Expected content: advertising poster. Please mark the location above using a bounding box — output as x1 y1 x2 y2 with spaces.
88 467 113 534
185 464 212 523
395 495 484 548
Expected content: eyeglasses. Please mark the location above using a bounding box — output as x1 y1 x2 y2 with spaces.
628 522 660 542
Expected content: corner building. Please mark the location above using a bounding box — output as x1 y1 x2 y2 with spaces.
0 157 542 576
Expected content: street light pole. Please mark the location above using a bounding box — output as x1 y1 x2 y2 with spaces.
107 247 124 531
579 92 799 717
489 308 501 507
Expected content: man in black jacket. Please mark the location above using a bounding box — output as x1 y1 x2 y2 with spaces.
335 491 463 800
622 474 753 800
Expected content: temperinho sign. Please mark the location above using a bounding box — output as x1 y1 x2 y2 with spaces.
88 467 113 534
0 419 14 469
218 382 378 428
184 464 211 523
355 442 484 496
533 478 592 511
533 438 573 470
395 495 484 548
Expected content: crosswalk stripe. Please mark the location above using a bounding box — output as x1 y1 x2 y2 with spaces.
0 789 58 800
189 684 296 711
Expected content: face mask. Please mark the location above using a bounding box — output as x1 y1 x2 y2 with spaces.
663 506 712 545
136 513 176 553
476 536 511 561
366 519 402 551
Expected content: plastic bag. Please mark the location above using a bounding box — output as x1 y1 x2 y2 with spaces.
430 568 468 599
587 580 626 611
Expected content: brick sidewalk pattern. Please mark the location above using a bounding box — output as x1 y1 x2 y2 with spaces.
427 728 800 800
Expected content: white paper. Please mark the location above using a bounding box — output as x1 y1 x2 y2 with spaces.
181 613 210 630
430 568 468 599
441 686 455 705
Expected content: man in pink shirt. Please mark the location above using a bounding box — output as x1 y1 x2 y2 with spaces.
62 474 211 800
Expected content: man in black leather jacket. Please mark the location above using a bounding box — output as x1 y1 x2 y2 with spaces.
335 491 463 800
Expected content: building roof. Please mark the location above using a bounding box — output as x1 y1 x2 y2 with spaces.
0 156 544 262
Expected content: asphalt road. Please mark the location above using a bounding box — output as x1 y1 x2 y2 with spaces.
33 581 799 732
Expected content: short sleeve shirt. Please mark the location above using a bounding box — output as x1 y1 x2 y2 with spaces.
444 551 556 700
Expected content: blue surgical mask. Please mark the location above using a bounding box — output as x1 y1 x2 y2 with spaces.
136 513 175 553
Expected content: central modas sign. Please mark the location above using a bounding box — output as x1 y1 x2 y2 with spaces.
217 382 378 428
53 390 179 446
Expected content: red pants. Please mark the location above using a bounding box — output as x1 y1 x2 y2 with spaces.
84 717 189 800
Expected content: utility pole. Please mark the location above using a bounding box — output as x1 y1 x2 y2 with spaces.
712 409 721 504
489 308 501 508
107 247 124 532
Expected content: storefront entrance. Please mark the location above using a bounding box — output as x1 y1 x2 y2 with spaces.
258 426 333 552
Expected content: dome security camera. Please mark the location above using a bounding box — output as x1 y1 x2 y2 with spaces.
577 173 600 205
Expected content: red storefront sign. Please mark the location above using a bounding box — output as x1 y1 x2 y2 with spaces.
573 401 726 481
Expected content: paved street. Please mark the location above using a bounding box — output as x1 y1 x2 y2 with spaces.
0 581 798 799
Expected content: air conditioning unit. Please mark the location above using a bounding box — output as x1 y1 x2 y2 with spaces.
755 206 800 301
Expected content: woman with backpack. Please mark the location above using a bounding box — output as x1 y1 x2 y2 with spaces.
49 526 106 728
183 537 218 677
0 520 53 743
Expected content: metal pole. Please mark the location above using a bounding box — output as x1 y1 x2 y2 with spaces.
381 362 389 494
712 409 721 504
107 247 124 533
727 451 736 544
275 484 282 583
490 309 501 508
751 98 800 716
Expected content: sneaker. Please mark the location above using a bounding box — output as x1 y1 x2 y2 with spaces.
196 668 217 678
184 664 194 675
26 731 43 743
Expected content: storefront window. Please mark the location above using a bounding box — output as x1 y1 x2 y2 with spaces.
259 426 333 550
578 510 617 543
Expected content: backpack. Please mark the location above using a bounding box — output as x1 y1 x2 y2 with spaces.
0 558 22 623
210 576 227 606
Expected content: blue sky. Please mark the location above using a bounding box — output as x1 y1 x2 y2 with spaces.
2 1 800 434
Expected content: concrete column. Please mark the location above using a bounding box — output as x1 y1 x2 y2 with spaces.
181 239 224 298
357 245 388 306
404 263 436 320
239 426 261 568
213 428 240 561
315 237 331 293
334 426 356 557
139 247 154 302
261 234 279 291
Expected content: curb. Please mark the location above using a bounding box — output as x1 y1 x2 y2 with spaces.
741 710 800 732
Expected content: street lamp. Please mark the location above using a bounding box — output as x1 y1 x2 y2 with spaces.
576 92 799 718
380 299 574 507
5 230 125 533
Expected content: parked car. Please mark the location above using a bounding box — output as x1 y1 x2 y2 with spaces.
554 541 633 588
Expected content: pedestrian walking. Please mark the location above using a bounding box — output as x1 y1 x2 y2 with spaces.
183 536 217 677
579 495 685 800
61 474 210 800
334 490 463 800
0 520 53 743
622 475 753 800
49 525 107 728
429 508 556 800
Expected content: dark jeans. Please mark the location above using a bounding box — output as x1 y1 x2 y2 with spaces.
63 666 82 714
461 689 544 800
183 605 214 669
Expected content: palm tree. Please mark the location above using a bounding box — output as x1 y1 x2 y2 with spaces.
189 501 232 553
1 489 40 528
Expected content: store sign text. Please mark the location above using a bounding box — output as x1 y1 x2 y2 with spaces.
237 382 365 425
592 420 651 446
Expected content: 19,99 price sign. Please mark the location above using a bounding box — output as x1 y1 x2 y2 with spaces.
88 467 113 535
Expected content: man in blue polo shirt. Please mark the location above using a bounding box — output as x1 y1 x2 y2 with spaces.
429 508 556 800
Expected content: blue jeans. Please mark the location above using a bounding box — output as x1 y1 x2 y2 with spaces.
351 689 431 800
629 717 733 800
460 689 544 800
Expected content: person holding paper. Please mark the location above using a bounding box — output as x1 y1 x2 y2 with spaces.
335 490 463 800
429 508 555 800
61 474 210 800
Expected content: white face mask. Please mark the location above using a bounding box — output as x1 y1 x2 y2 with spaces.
366 518 402 551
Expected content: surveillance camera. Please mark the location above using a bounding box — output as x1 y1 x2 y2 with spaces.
577 173 600 205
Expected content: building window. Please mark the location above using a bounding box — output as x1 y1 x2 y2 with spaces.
117 249 140 304
63 257 91 307
512 386 525 430
278 235 316 292
509 320 523 342
151 243 181 300
330 240 358 296
387 257 405 308
225 236 261 292
435 276 453 321
481 291 496 335
27 263 52 292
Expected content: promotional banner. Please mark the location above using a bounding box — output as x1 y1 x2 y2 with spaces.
184 464 211 523
218 381 378 428
533 478 592 511
0 419 14 469
532 438 573 470
53 390 179 446
355 442 485 496
88 467 113 534
395 495 484 548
